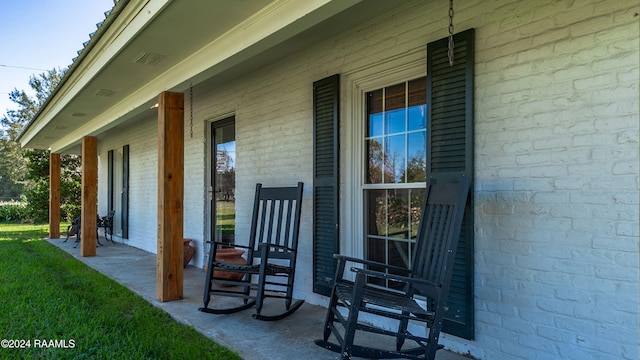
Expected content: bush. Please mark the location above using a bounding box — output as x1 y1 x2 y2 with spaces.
0 200 28 223
61 202 81 221
24 180 49 223
20 151 82 224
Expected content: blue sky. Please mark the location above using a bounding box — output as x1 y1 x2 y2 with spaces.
0 0 114 117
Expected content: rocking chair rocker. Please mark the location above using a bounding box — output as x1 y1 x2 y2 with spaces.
199 182 305 321
315 176 471 360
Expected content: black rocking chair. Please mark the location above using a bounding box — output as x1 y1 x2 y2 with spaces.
64 214 81 243
315 176 471 360
64 214 104 247
199 182 305 321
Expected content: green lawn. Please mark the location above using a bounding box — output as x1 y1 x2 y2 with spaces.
0 224 240 360
216 200 236 238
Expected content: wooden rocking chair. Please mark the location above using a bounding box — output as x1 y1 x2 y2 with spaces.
315 176 471 360
199 182 305 321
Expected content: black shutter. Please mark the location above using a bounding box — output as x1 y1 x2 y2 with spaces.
121 144 129 239
426 28 475 339
107 150 114 213
313 74 340 296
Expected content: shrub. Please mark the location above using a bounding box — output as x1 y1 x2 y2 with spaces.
0 200 28 223
61 202 81 221
24 180 49 223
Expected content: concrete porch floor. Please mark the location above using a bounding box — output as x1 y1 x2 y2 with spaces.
48 238 469 360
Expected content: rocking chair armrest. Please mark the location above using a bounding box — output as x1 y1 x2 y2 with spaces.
333 254 411 275
351 267 440 290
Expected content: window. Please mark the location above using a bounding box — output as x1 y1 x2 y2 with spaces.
314 29 475 339
364 77 427 289
361 28 475 339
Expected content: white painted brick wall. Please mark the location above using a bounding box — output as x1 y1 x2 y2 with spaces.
97 116 158 254
193 1 638 358
95 0 638 358
470 0 639 359
182 105 207 268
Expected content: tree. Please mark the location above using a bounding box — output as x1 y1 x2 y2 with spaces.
0 68 81 222
216 148 235 201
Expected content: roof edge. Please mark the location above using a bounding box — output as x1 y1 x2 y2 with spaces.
17 0 131 145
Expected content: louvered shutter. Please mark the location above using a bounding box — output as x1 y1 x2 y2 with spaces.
427 28 475 339
121 144 129 239
107 150 114 213
313 74 340 296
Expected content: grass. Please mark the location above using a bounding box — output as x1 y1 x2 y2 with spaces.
0 224 240 360
216 201 235 237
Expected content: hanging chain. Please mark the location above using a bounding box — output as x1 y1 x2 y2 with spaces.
448 0 455 67
189 83 194 138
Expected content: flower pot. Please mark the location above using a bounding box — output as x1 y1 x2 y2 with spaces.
213 248 246 281
183 238 196 268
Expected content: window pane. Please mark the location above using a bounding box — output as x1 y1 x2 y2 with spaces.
367 90 383 137
385 83 405 111
408 104 426 131
409 188 425 239
385 83 406 135
385 108 406 134
387 189 409 238
385 134 406 183
366 236 386 287
388 239 409 290
368 113 383 138
407 132 426 182
368 89 383 113
366 138 384 184
408 78 426 131
365 189 387 236
407 78 426 106
388 239 410 269
366 236 385 263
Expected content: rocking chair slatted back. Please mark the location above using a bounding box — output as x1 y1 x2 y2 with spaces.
252 185 302 260
412 181 466 295
200 182 305 321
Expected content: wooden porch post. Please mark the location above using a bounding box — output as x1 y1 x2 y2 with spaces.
156 91 184 302
49 153 61 239
81 136 98 257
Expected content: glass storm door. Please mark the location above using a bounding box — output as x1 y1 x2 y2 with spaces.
211 117 236 245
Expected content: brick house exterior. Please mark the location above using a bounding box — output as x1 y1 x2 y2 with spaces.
19 1 639 359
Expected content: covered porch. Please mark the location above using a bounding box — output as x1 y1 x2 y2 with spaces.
47 236 468 360
19 0 639 358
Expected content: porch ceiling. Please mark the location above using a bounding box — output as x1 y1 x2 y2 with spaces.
19 0 400 154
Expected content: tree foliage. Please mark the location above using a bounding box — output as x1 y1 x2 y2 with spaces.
0 68 81 222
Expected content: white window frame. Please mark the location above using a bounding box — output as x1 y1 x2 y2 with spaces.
341 48 426 260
